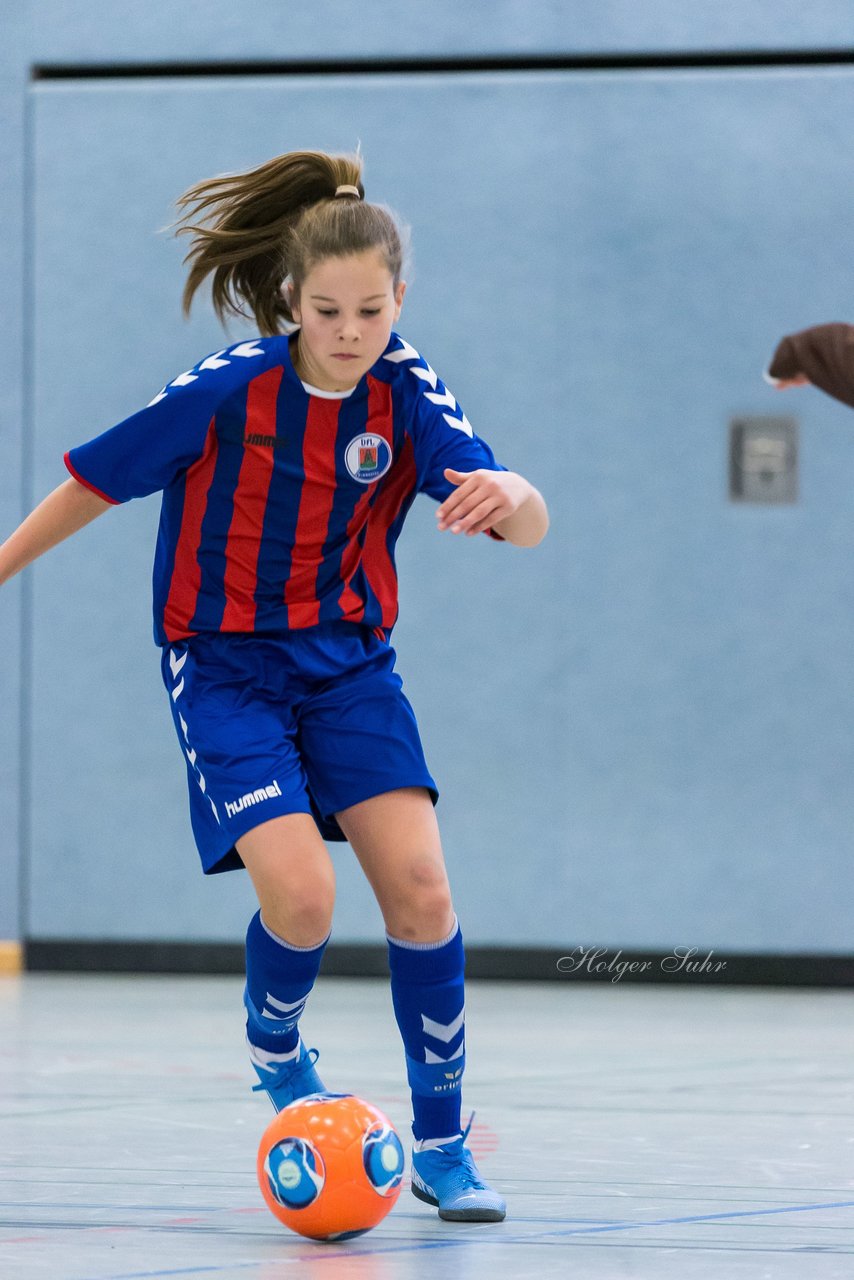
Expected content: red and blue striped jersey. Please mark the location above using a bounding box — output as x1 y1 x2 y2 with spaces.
64 332 507 645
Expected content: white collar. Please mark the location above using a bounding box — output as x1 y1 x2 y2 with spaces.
300 379 356 400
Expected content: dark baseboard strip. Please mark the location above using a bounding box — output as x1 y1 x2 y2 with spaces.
22 940 854 986
31 50 854 82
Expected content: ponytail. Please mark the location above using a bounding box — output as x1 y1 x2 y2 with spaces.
174 150 406 337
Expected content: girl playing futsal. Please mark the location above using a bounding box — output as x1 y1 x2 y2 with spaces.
0 149 548 1223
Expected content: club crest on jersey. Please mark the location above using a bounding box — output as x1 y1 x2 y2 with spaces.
345 433 392 484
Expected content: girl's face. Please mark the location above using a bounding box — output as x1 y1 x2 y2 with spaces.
290 250 406 392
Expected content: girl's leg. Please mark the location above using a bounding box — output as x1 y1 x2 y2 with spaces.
237 813 335 1109
335 786 461 1133
335 786 505 1222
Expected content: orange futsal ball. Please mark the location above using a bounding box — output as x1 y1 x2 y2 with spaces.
257 1093 405 1241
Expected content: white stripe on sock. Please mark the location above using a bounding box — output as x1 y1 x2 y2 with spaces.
259 914 330 952
387 915 459 951
261 993 307 1021
412 1132 463 1153
246 1037 301 1073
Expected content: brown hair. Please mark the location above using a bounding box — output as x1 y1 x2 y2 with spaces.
174 150 407 336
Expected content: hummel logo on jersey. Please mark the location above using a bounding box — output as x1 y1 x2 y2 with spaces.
225 780 283 820
244 432 286 450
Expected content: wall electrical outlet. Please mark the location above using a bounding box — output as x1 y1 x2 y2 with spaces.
729 416 798 504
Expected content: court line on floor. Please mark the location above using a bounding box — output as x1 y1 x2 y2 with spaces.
536 1197 854 1240
6 1195 854 1238
43 1197 854 1280
69 1239 467 1280
65 1230 854 1280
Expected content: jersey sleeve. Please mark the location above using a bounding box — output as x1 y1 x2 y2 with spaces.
404 364 508 540
408 371 507 502
64 339 275 503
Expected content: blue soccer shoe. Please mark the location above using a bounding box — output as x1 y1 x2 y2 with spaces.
410 1119 506 1222
249 1040 326 1112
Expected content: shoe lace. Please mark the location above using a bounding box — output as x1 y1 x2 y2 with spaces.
251 1046 320 1094
431 1113 487 1189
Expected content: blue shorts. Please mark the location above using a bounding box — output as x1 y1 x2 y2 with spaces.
160 624 438 874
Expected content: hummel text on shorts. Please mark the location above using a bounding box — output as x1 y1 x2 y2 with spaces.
225 781 283 821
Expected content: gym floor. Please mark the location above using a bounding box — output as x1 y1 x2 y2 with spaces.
2 973 853 1279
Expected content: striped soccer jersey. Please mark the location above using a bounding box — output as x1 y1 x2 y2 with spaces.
64 332 506 644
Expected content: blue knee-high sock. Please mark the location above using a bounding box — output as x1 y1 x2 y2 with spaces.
244 910 327 1064
387 917 465 1143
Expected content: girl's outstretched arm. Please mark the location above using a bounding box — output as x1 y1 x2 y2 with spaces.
0 478 113 586
437 468 549 547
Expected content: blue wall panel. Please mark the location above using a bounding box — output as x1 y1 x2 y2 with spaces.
26 74 563 943
0 9 28 941
27 0 854 62
553 69 854 951
26 68 854 948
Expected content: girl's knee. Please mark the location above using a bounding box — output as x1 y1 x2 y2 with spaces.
260 900 334 948
384 862 454 941
257 873 336 947
239 814 336 946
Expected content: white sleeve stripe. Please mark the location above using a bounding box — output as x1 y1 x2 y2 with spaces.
384 338 474 438
443 412 474 438
411 365 439 389
383 337 421 363
425 388 456 410
146 340 266 408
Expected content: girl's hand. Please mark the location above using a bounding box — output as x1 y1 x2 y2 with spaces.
436 468 533 537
